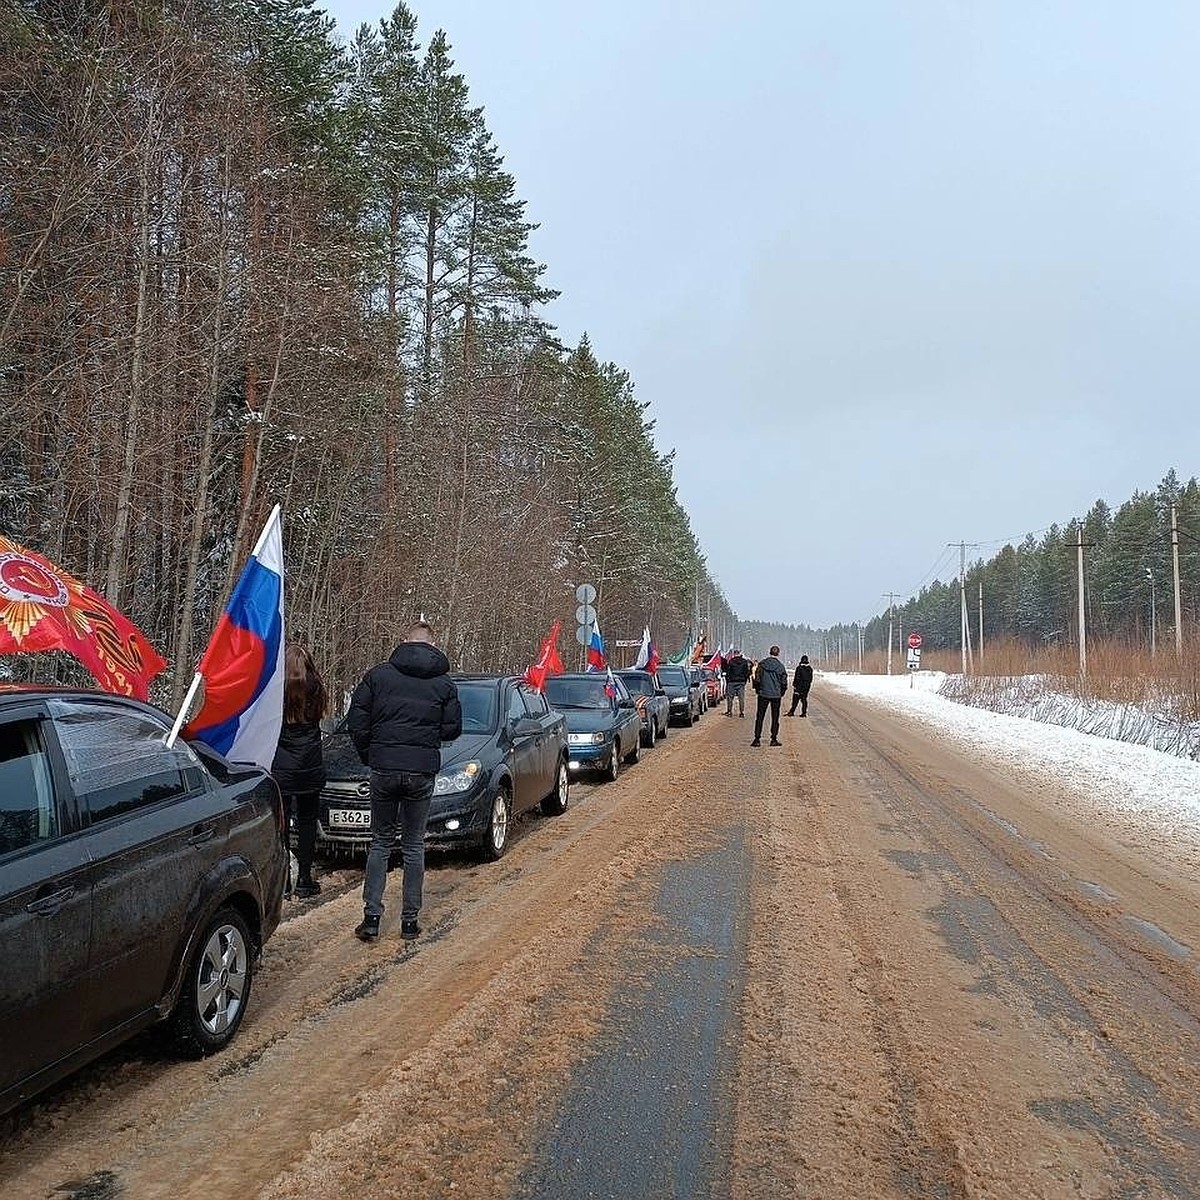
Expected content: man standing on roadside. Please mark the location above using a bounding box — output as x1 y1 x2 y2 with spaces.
348 621 462 944
787 654 814 717
751 645 788 747
722 648 751 717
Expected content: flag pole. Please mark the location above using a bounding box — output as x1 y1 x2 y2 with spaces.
166 671 203 748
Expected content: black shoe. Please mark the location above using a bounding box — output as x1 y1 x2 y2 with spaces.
401 920 421 941
770 739 783 747
751 739 761 747
355 913 380 942
294 877 321 899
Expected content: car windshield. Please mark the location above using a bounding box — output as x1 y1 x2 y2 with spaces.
618 674 655 696
544 676 613 709
656 667 687 687
456 682 498 733
331 680 497 735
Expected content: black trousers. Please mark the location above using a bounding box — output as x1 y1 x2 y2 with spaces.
754 696 781 741
788 689 810 716
285 791 319 879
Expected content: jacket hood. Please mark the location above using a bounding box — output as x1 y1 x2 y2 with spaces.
389 641 451 679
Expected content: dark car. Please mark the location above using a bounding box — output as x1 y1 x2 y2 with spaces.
316 675 569 861
543 672 644 781
0 687 288 1116
655 664 704 725
615 670 671 747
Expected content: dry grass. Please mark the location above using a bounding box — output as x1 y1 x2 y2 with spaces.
846 638 1200 724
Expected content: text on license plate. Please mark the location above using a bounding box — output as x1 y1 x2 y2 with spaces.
328 808 372 828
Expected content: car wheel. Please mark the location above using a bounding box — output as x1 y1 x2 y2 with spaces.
173 907 254 1057
685 709 695 726
657 717 667 739
607 742 620 781
482 785 511 861
641 719 655 748
625 733 641 764
541 759 570 816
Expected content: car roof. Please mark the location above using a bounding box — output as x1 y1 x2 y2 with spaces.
0 685 164 716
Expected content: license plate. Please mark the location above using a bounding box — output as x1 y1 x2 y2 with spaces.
328 808 372 829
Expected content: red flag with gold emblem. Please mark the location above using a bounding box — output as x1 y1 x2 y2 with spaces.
0 534 167 699
523 620 564 692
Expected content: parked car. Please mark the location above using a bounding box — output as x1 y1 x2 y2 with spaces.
701 666 723 707
315 675 569 862
0 687 288 1116
655 665 705 725
615 669 670 747
543 672 644 781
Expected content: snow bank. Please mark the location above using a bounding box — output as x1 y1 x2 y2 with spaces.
821 671 1200 834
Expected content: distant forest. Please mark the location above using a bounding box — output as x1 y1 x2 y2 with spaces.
0 0 734 700
846 470 1200 657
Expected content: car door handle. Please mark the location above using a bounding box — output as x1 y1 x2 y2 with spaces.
26 885 76 917
187 825 216 846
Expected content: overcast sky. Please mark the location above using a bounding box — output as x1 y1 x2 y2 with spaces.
325 0 1200 628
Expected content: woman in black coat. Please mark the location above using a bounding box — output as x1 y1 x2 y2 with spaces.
272 644 328 898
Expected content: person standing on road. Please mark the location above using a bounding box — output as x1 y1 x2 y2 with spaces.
751 646 788 747
348 621 462 944
722 649 751 717
787 654 814 718
272 644 328 900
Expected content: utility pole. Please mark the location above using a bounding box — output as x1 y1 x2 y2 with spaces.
1076 527 1088 683
978 579 984 662
857 622 863 672
883 592 900 676
952 542 974 676
1146 566 1157 658
1172 502 1183 660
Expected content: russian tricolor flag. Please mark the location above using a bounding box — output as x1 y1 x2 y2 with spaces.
586 618 607 672
179 506 285 771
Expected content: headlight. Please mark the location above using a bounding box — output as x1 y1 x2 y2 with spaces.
435 760 482 794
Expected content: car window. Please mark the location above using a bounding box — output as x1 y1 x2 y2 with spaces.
656 668 686 687
506 687 527 724
0 716 58 857
617 674 653 696
522 690 550 717
544 677 612 709
48 701 205 824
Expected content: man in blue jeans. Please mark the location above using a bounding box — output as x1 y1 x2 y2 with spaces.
347 622 462 943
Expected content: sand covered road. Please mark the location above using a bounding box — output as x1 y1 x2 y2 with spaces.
3 692 1199 1199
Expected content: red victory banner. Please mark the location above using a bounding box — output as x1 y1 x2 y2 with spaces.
0 534 167 700
523 620 565 692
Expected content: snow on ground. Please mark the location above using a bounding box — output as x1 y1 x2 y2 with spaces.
822 670 1200 838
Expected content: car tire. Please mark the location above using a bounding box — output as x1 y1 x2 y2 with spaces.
607 743 620 781
482 785 512 861
685 710 695 727
541 759 570 816
625 734 640 765
657 717 667 739
173 907 254 1057
641 719 655 748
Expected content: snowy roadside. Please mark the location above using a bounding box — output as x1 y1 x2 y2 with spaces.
820 671 1200 841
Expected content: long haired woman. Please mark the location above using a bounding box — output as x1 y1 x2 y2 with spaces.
272 643 328 898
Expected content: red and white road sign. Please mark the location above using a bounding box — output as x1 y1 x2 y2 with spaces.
907 632 923 650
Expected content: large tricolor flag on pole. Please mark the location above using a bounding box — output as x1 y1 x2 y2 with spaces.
633 626 659 674
174 506 284 770
586 618 607 672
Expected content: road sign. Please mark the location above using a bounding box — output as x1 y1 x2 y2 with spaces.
575 604 596 626
575 584 596 604
575 625 592 647
907 631 923 650
614 639 641 648
906 648 921 670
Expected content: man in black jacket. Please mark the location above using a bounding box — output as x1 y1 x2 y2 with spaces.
348 622 462 943
788 654 814 717
752 646 789 747
722 649 751 717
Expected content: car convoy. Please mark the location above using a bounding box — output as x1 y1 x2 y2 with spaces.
0 660 719 1115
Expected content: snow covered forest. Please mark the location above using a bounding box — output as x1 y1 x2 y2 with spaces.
0 0 734 701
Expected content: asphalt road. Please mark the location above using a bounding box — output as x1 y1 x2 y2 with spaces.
3 687 1199 1199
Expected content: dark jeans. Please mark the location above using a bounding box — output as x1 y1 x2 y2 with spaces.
754 696 781 741
285 792 319 880
788 689 810 716
725 681 746 715
363 771 434 922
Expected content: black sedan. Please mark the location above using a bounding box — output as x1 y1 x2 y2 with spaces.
317 675 570 861
655 664 705 725
0 686 288 1116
